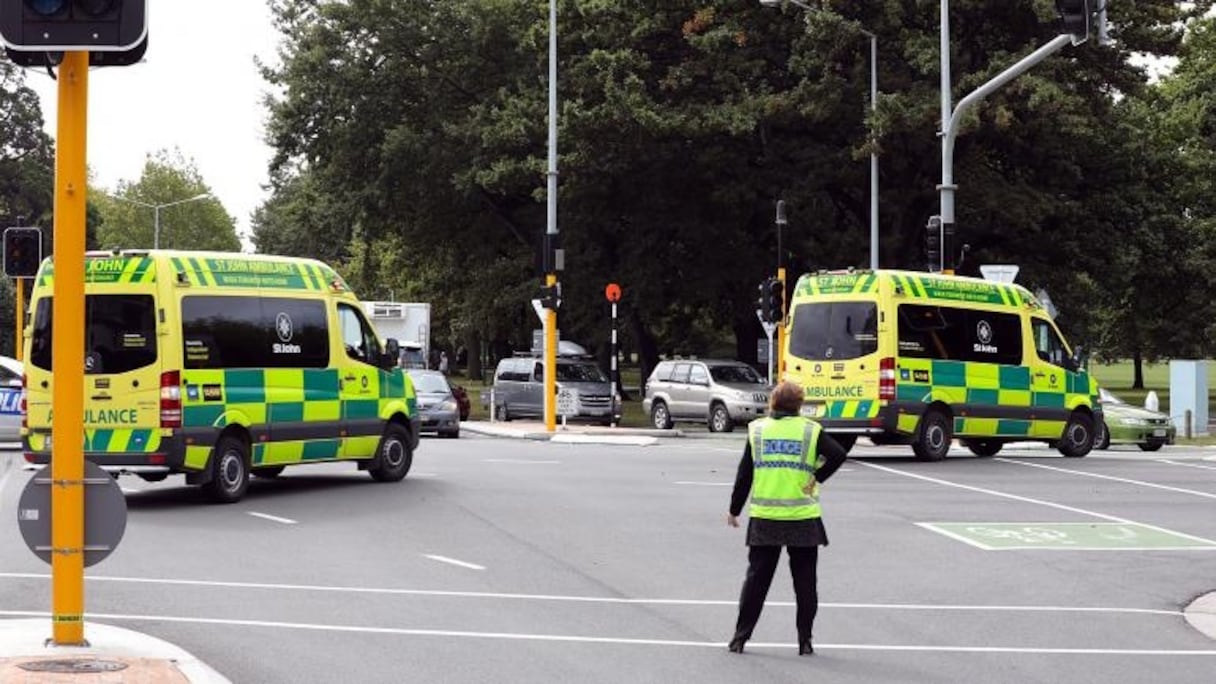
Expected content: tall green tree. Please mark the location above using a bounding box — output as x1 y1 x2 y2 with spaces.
95 149 238 251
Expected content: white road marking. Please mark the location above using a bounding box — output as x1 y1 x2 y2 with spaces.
855 461 1216 545
482 459 560 464
0 572 1181 615
674 481 731 487
916 522 1216 552
423 554 485 571
411 472 439 478
0 609 1211 654
120 488 140 495
1158 459 1216 472
996 458 1216 500
247 512 297 525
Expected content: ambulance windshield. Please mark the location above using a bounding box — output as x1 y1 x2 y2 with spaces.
789 301 878 361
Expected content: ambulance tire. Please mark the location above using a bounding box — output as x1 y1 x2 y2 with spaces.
964 440 1002 458
912 408 952 461
370 423 413 482
831 434 857 454
253 466 286 479
1058 411 1095 458
204 435 251 504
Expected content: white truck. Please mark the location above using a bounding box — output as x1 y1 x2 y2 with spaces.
361 301 431 368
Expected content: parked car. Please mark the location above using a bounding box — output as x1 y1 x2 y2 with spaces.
407 369 460 438
643 359 769 432
0 355 21 443
1094 387 1175 451
487 355 620 424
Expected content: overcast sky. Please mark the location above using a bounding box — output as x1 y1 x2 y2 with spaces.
26 2 281 249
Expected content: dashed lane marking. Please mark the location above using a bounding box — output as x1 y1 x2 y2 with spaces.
675 481 732 487
482 459 560 464
1158 459 1216 472
423 554 485 571
247 512 298 525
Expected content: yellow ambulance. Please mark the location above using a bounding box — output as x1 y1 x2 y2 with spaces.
782 270 1099 460
22 250 419 503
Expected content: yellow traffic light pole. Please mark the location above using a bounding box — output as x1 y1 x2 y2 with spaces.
775 267 786 380
50 50 88 646
14 277 23 362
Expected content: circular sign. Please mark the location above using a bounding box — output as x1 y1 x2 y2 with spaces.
604 283 622 303
18 460 127 568
977 320 993 345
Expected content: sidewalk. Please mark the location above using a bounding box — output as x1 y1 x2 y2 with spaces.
461 419 743 445
0 620 229 683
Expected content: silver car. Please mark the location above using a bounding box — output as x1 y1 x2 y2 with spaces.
0 355 23 443
643 359 769 432
487 356 620 424
406 369 460 438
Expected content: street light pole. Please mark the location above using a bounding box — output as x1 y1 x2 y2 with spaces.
761 0 879 269
101 192 211 249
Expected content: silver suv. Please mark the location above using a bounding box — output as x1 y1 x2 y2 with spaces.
487 356 620 424
642 359 769 432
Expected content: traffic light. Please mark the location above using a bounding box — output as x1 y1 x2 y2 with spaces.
1055 0 1091 43
539 283 561 310
0 0 147 52
756 279 772 323
767 278 784 324
3 226 42 278
925 215 942 273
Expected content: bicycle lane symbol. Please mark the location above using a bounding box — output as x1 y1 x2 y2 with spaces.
965 526 1078 546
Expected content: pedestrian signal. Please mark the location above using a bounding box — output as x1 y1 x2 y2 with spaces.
3 226 42 278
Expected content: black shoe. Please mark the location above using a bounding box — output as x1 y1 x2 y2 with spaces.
727 637 746 653
799 639 814 656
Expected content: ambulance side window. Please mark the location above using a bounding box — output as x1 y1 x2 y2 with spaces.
1032 318 1070 370
338 304 382 365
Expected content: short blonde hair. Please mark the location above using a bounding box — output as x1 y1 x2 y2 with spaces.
769 381 804 415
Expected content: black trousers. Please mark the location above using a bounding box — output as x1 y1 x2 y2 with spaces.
732 545 819 643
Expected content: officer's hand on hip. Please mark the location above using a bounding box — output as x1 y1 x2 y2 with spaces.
726 513 739 528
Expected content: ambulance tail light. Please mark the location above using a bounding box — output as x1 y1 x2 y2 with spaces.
160 371 182 428
879 357 896 401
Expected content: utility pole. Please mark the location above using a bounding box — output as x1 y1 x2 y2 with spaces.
543 0 560 432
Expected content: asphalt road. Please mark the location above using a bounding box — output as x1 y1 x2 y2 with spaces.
2 437 1216 683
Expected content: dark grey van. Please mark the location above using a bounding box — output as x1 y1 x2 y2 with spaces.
488 356 620 424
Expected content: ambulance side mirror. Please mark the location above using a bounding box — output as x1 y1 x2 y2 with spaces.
383 338 401 370
1070 345 1088 372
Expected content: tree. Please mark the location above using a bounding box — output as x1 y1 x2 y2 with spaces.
94 149 238 251
0 61 54 231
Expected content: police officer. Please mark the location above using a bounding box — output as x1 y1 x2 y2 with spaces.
726 380 848 656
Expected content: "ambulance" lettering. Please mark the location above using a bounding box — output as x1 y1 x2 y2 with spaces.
84 409 138 424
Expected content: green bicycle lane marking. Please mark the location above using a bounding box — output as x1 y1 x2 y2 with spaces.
919 522 1216 551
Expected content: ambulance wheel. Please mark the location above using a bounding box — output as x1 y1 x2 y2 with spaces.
831 434 857 454
912 408 952 461
1095 421 1111 450
204 435 251 504
964 440 1002 457
370 423 413 482
650 401 673 430
1057 411 1095 458
253 466 286 479
708 403 734 433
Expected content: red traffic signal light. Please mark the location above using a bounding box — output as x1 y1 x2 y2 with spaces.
767 278 784 323
3 226 43 278
0 0 146 52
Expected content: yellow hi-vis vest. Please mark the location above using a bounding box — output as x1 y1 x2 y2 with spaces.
748 416 823 521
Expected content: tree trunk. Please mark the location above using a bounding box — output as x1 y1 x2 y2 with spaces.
630 311 659 386
465 327 483 382
1132 348 1144 390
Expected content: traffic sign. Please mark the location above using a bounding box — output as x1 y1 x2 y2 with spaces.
556 387 578 417
604 282 621 303
17 460 127 567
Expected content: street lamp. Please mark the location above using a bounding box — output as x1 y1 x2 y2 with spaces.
102 192 212 249
760 0 879 270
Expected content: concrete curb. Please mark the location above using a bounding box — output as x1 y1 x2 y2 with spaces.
550 434 661 447
460 420 746 443
1184 592 1216 641
0 619 230 683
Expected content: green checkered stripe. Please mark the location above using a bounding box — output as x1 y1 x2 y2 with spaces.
180 367 416 469
795 273 878 297
895 359 1095 437
38 256 157 287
